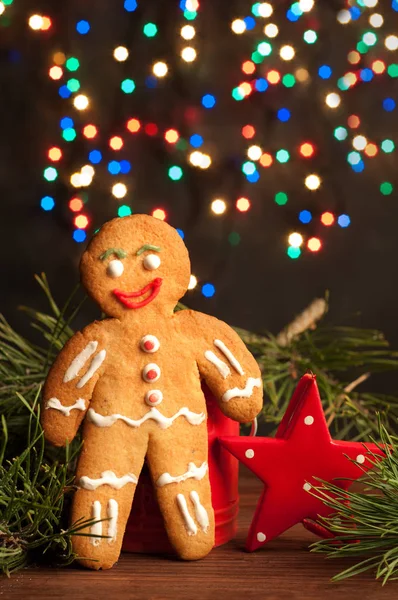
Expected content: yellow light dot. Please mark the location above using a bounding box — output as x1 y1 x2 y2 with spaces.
288 232 303 248
280 45 295 61
295 68 309 82
113 46 129 61
188 275 198 290
49 66 63 80
264 23 278 38
112 183 127 199
258 2 273 17
200 154 211 169
181 25 195 40
181 47 196 62
247 145 262 161
70 173 82 187
337 9 351 24
41 17 51 30
369 13 383 27
53 52 66 65
153 61 168 77
0 3 5 16
211 199 227 215
325 92 341 108
385 35 398 51
299 0 314 11
305 174 321 190
353 135 367 151
348 51 360 64
29 14 44 30
74 94 89 110
231 19 246 34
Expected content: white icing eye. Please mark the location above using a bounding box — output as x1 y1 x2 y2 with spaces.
143 254 161 271
107 259 124 278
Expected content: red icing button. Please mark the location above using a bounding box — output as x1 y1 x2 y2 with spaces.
144 340 155 351
148 393 158 403
146 369 158 380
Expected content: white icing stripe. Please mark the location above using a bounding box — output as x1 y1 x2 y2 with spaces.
107 499 118 543
204 351 231 379
78 470 138 491
177 494 197 536
190 491 210 533
77 349 106 389
87 406 205 430
90 500 102 546
222 377 262 402
214 339 244 375
156 462 208 487
45 397 86 416
63 341 98 383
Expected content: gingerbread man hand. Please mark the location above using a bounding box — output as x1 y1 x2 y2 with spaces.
41 214 262 570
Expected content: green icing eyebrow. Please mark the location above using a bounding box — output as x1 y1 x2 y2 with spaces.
136 244 161 255
99 248 127 261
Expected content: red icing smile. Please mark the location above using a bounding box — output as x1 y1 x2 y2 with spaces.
113 278 163 309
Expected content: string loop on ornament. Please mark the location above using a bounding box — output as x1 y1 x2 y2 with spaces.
250 418 258 436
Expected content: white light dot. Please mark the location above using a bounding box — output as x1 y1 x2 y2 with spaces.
337 9 351 24
113 46 129 62
81 165 95 178
181 25 195 40
369 13 383 27
247 145 262 161
211 199 226 215
189 151 203 167
153 61 168 77
353 135 367 151
112 183 127 199
29 14 44 30
299 0 314 11
385 35 398 51
356 454 365 464
364 0 378 6
181 46 196 62
73 94 89 110
188 274 197 290
325 92 341 108
200 154 211 169
258 2 273 17
304 415 314 425
288 232 304 248
264 23 278 38
305 174 321 190
280 45 295 61
245 449 255 459
303 482 312 492
257 532 266 542
0 3 5 16
70 172 82 187
231 19 246 34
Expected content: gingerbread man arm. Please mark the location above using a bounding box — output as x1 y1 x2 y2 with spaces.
178 310 263 423
41 322 107 446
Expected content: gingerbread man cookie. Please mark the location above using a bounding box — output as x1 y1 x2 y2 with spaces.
41 214 263 570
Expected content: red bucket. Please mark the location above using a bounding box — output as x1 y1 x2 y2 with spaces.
122 384 239 554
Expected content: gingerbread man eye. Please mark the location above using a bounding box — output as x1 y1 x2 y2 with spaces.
107 259 124 278
143 254 161 271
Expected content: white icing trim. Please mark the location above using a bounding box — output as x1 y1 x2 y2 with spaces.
90 500 102 546
214 339 244 375
87 406 205 430
77 349 106 389
156 462 208 487
222 377 261 402
204 351 231 379
190 491 209 533
107 499 118 543
177 494 197 536
78 470 138 491
63 341 98 383
45 397 86 416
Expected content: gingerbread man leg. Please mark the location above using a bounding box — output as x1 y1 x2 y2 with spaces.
71 423 148 570
147 422 215 560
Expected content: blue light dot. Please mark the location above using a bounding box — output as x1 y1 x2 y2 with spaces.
243 16 256 30
76 20 90 34
60 117 74 129
73 229 87 243
255 78 268 92
108 161 121 175
202 94 216 109
277 108 291 122
351 160 365 173
124 0 138 11
119 160 131 174
338 214 351 227
383 98 396 111
89 150 102 164
393 0 398 12
299 210 312 224
286 9 299 21
349 6 361 20
318 65 332 79
59 85 71 98
247 171 260 183
190 134 203 148
176 228 185 239
360 68 373 82
145 75 157 88
202 283 215 298
40 196 55 211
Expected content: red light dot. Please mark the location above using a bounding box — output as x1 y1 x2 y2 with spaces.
236 197 251 212
41 16 52 30
347 115 360 129
320 212 335 226
49 66 63 80
74 214 89 229
145 123 158 136
83 124 98 139
165 129 179 144
127 118 141 133
299 142 314 158
48 147 62 161
242 125 255 139
69 198 84 212
259 152 273 167
307 237 322 252
242 61 255 75
267 70 280 84
109 136 123 150
152 208 166 220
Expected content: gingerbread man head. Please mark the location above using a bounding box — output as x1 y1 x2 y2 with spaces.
80 214 191 319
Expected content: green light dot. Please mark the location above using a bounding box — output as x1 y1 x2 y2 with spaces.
62 128 76 142
356 41 369 54
276 149 290 163
334 126 348 141
44 167 57 182
176 139 188 151
143 22 157 37
183 10 197 20
118 204 132 217
251 3 261 16
242 161 256 175
380 182 393 195
228 232 241 246
381 139 395 153
67 78 80 92
388 64 398 78
251 51 264 64
275 192 288 206
65 57 80 71
287 246 301 259
347 151 361 165
168 165 183 180
303 30 317 44
337 77 350 91
232 87 244 101
282 73 295 87
257 41 272 56
121 78 136 93
3 0 13 4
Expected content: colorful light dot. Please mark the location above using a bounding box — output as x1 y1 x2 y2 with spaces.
242 161 256 175
43 167 57 181
386 35 398 51
75 214 89 229
236 197 250 212
165 129 179 144
109 136 123 150
348 115 360 129
53 52 66 65
181 25 195 39
73 94 89 110
211 199 227 215
49 66 63 80
257 2 273 17
108 161 121 175
190 134 203 147
353 135 367 151
325 93 341 108
299 210 312 223
305 174 321 190
69 197 83 212
124 0 138 11
118 205 132 217
48 147 62 161
89 149 102 164
29 15 44 30
287 246 301 259
62 127 76 142
383 98 396 111
247 145 262 161
318 65 332 79
127 118 141 133
303 29 317 44
168 166 183 180
73 229 86 243
67 78 80 92
381 139 395 153
380 182 393 195
369 13 383 27
260 153 273 167
348 51 360 64
152 208 166 220
76 20 90 35
255 78 268 91
338 214 351 227
202 94 216 108
299 142 314 157
114 46 129 61
365 143 378 157
65 57 80 71
181 47 196 62
264 23 278 37
201 283 215 298
121 78 135 93
275 192 288 205
153 61 168 77
228 232 241 246
288 232 303 247
144 22 158 37
337 9 351 24
242 61 255 75
277 108 290 122
112 183 127 198
267 70 280 84
321 212 335 226
40 196 55 211
231 19 246 34
83 124 97 139
280 45 295 61
242 125 255 139
257 41 272 56
276 149 290 163
307 237 322 252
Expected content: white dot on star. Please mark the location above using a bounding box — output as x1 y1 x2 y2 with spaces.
257 532 266 542
356 454 365 464
245 449 255 459
304 415 314 425
303 482 312 492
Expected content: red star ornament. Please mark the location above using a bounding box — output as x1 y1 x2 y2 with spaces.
219 373 384 551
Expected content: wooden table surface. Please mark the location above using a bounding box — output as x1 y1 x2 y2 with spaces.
1 470 395 600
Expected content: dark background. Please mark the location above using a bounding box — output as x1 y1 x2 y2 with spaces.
0 0 397 358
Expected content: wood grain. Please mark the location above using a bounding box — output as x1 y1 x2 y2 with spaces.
0 469 394 599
